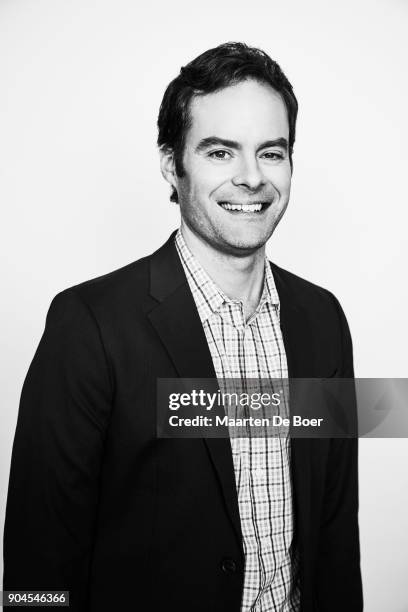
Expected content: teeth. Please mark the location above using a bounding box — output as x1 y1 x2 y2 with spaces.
219 202 263 212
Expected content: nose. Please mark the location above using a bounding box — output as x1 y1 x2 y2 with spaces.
231 155 266 191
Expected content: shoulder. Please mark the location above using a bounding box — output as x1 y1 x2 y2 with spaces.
270 261 341 313
47 251 155 327
270 261 351 343
270 261 354 375
74 254 150 302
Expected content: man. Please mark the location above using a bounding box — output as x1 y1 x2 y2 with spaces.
4 42 363 611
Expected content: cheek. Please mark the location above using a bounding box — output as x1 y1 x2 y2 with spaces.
190 176 220 205
189 161 229 194
270 166 292 195
177 173 201 205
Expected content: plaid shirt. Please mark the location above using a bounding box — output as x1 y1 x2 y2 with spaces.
175 229 300 612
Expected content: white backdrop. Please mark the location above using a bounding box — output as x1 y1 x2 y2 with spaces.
1 0 407 609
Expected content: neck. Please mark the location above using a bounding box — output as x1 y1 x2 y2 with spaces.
180 221 266 321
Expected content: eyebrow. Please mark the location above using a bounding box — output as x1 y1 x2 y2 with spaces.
194 136 289 153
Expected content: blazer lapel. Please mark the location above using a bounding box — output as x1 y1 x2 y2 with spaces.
147 233 243 548
272 264 314 572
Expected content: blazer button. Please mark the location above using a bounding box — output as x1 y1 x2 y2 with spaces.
221 558 237 573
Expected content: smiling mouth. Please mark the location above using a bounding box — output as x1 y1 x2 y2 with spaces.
217 201 272 213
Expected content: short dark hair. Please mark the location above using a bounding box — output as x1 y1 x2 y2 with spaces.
157 42 298 203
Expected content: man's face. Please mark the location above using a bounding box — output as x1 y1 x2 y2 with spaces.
172 79 292 256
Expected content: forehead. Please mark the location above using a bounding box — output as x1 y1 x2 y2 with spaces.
187 79 289 144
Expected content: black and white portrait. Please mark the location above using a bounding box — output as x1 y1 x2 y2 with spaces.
1 1 407 611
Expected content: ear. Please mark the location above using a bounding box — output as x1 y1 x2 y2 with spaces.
159 147 177 191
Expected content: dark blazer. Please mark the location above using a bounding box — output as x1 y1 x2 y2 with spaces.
3 232 363 611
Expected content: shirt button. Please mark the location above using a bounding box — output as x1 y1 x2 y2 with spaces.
253 468 265 479
221 558 237 573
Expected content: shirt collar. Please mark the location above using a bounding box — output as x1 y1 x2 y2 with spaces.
175 229 280 323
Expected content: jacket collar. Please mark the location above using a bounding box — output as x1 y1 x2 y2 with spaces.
149 233 315 379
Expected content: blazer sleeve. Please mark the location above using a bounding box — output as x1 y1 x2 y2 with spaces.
3 289 113 611
315 294 363 611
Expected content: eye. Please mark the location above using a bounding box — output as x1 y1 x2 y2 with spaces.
208 150 232 160
262 151 284 160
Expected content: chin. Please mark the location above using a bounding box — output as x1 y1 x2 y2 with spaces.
220 227 272 252
219 235 269 255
